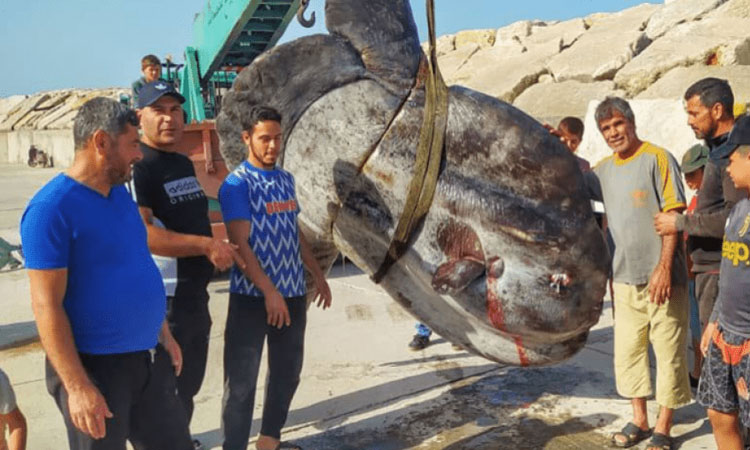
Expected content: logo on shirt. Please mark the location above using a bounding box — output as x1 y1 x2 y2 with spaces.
630 189 648 208
163 177 205 204
266 199 298 215
723 240 750 267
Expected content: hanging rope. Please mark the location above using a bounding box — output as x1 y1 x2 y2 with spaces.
372 0 449 283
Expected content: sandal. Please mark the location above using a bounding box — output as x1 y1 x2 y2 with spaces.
611 422 652 448
646 432 673 450
274 442 303 450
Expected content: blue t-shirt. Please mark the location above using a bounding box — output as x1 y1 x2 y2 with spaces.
219 161 306 298
20 174 166 354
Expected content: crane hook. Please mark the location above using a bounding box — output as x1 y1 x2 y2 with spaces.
297 0 315 28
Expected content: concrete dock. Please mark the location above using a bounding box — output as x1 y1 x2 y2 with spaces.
0 164 715 449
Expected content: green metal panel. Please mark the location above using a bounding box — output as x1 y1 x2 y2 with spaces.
181 47 207 123
190 0 302 82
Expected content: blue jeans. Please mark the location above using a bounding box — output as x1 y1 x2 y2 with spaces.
688 279 701 342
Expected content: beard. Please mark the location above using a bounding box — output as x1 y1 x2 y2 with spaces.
104 149 132 185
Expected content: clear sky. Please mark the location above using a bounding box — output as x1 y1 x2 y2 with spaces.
0 0 658 97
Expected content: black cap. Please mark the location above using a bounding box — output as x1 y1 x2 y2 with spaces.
136 81 185 109
728 114 750 149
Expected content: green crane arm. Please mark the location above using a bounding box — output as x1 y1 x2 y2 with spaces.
180 0 307 123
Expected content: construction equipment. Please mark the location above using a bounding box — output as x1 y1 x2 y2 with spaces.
158 0 314 238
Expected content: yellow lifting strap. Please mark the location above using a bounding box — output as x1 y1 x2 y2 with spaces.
372 0 449 283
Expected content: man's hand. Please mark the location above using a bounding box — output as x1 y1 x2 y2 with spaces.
312 273 332 309
67 382 113 440
648 263 672 305
701 321 718 357
654 211 679 236
160 325 183 376
204 238 245 271
264 289 290 329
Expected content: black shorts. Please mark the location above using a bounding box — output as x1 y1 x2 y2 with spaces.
697 326 750 427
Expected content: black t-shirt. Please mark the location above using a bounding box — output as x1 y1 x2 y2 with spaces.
132 143 213 297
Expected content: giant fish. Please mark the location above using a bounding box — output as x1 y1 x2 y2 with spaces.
216 0 610 366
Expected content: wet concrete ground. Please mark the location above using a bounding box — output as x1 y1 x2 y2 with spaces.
0 164 716 449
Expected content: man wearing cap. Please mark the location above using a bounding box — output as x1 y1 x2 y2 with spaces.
655 78 745 336
131 81 242 446
696 114 750 450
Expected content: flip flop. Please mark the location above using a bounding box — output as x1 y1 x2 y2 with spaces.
646 432 673 450
611 422 652 448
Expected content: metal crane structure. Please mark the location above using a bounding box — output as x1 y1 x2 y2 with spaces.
166 0 313 237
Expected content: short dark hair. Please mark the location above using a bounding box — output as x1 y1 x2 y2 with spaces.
684 78 734 119
595 96 635 127
73 98 139 150
141 54 161 69
239 105 282 133
558 116 584 138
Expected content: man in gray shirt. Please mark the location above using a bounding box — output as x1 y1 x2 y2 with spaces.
592 97 690 450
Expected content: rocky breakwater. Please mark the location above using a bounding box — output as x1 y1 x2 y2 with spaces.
0 88 127 167
430 0 750 168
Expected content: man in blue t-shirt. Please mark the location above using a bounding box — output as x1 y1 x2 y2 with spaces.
20 98 192 450
218 105 332 450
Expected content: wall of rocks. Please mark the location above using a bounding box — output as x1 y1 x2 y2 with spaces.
0 89 127 166
428 0 750 170
3 0 750 170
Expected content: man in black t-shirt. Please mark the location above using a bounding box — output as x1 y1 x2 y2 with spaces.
131 82 242 447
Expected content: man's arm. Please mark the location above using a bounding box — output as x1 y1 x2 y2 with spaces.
137 206 242 271
0 408 27 450
298 230 332 309
225 220 289 328
674 163 746 238
649 231 679 305
28 269 112 439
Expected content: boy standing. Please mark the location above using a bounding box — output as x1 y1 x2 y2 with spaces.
697 115 750 450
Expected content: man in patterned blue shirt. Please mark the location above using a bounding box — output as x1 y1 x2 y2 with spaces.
218 105 332 450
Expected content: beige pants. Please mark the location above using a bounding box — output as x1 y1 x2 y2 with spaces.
613 282 691 409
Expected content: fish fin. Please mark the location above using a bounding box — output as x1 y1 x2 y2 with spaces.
432 258 485 294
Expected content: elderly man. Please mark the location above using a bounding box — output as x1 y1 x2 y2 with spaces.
20 98 193 450
655 78 744 338
593 97 690 450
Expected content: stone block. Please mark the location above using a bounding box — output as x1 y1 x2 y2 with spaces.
547 4 659 82
645 0 727 40
615 17 750 96
636 65 750 105
455 29 495 50
513 80 624 127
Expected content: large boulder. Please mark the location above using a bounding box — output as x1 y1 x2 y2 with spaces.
513 80 624 126
707 0 750 18
454 29 495 50
645 0 728 40
615 17 750 96
546 4 658 82
437 43 480 80
448 18 588 102
636 65 750 107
